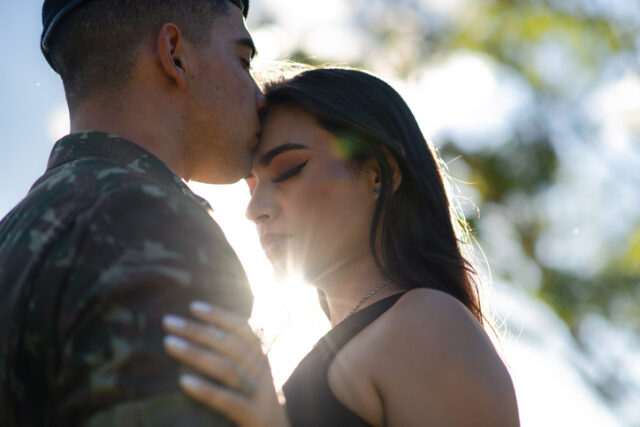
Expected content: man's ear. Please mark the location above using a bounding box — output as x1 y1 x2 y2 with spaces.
157 23 189 90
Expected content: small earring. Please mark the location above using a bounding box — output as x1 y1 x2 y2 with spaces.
372 188 380 195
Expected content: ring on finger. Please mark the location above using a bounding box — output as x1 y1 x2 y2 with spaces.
208 325 225 343
236 366 258 396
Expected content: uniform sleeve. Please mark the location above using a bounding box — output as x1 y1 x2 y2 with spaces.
55 185 253 426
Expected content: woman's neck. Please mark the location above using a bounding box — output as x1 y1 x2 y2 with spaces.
313 258 401 326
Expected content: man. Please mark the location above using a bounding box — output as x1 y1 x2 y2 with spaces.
0 0 265 425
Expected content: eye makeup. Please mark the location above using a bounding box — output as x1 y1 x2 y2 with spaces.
246 152 310 193
272 160 309 183
268 148 309 180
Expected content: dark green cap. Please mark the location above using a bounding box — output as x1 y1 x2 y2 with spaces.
41 0 250 72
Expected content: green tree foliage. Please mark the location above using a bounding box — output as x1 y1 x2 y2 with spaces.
277 0 640 332
254 0 640 411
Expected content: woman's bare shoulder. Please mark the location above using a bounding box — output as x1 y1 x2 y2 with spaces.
376 288 502 369
364 288 519 426
379 288 485 340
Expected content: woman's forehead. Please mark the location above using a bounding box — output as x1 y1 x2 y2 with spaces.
262 105 316 131
256 106 327 154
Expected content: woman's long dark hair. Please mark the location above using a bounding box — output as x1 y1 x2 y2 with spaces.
262 67 484 324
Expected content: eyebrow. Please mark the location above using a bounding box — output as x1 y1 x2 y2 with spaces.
236 37 257 59
259 143 309 167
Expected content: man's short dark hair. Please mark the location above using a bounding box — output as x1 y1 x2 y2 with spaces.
47 0 245 108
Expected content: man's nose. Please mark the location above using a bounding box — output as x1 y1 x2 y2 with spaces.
256 91 267 114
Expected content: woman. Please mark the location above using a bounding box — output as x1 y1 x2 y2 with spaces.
162 67 520 426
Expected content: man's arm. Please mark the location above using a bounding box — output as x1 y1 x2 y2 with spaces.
55 185 252 426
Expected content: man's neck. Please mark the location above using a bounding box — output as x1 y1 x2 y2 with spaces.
70 100 191 180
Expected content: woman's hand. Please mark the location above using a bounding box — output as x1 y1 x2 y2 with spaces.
162 301 290 427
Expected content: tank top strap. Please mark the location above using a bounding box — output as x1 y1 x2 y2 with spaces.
282 292 406 426
319 292 406 363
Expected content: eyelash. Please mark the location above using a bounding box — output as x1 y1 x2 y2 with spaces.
272 160 308 184
242 59 252 70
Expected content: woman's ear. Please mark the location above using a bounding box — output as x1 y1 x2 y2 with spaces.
387 152 402 192
363 150 402 193
362 158 381 189
157 23 189 90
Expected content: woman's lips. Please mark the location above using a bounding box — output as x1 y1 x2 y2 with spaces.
260 233 291 254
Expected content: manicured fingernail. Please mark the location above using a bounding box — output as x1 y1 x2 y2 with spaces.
191 301 213 313
180 374 203 389
164 335 190 351
163 315 187 329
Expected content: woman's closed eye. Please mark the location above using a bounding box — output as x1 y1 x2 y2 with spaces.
272 160 308 184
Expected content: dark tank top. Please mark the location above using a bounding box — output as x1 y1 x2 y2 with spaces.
283 293 404 427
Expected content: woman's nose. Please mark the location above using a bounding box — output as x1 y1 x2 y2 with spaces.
246 185 277 224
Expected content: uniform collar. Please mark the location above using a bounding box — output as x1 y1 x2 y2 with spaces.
47 131 213 211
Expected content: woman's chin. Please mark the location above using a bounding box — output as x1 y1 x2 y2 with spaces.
269 256 315 284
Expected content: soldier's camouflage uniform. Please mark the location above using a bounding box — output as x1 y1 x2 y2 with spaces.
0 131 253 426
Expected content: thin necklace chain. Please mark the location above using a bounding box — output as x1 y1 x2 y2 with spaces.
341 279 393 323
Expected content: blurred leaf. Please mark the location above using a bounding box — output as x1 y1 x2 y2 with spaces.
441 134 558 202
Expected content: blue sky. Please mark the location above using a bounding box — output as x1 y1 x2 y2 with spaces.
1 2 67 218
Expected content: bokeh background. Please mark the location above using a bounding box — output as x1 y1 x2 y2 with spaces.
1 1 639 425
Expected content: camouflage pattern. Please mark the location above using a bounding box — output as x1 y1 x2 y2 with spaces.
0 131 253 426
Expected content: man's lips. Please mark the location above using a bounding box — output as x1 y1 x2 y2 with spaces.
251 131 262 150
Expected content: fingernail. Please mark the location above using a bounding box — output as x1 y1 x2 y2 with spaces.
163 315 187 329
180 374 202 389
191 301 213 313
164 335 190 351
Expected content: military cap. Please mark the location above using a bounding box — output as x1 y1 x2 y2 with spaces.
41 0 250 72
